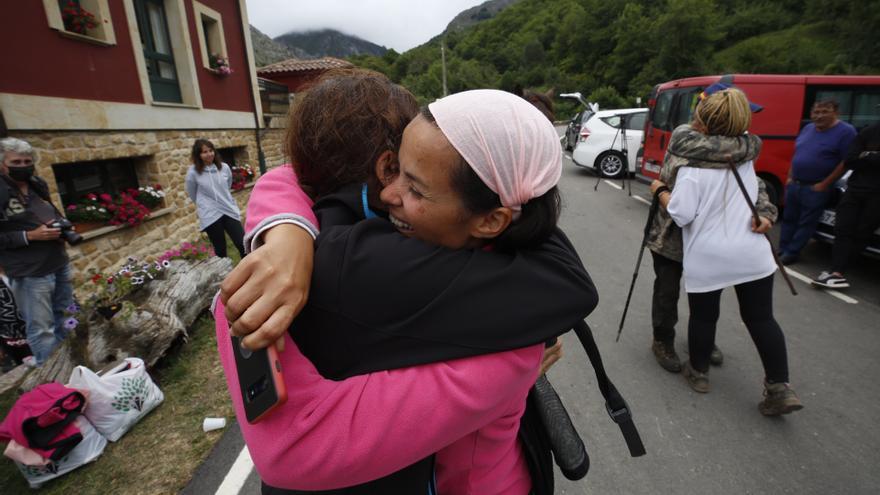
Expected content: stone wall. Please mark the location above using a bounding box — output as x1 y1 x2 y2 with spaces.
10 127 288 282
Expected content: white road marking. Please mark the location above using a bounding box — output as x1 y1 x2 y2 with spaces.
215 446 254 495
603 180 622 190
564 153 572 160
783 268 858 304
624 186 861 305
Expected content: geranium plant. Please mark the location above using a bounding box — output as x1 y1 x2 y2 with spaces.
130 184 165 210
231 164 255 190
209 54 232 75
66 193 112 223
105 192 151 227
157 240 215 263
61 1 98 35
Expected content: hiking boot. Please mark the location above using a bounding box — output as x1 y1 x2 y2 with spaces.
652 340 682 373
811 271 850 289
759 382 804 416
681 361 710 393
709 345 724 366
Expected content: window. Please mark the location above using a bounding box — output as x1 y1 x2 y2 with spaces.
259 78 290 115
626 112 647 131
193 1 229 72
671 89 702 129
133 0 182 103
43 0 116 45
651 91 675 131
52 158 141 207
804 86 880 131
601 115 622 128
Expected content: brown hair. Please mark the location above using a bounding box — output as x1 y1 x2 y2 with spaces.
286 68 419 198
191 139 223 174
693 88 751 137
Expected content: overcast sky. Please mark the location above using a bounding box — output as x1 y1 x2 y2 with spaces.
245 0 487 52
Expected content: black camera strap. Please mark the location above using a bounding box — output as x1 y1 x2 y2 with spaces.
573 320 646 457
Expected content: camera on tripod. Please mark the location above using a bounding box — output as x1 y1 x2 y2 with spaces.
48 218 83 245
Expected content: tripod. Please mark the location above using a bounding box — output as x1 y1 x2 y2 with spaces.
593 115 632 196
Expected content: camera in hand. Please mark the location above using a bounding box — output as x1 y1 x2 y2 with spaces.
48 218 83 245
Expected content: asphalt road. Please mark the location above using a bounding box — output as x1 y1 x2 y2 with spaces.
189 135 880 494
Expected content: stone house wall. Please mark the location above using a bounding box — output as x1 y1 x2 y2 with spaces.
11 125 287 282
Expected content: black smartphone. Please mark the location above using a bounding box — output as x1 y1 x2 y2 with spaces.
231 336 287 423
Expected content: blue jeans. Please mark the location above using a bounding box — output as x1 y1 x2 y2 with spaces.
8 264 74 365
779 182 831 257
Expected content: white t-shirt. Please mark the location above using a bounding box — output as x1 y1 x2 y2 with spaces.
666 161 776 293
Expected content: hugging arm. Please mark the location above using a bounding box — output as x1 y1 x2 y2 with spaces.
221 167 319 348
214 302 542 490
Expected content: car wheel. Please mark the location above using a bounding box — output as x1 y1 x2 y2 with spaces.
564 135 573 152
596 151 626 179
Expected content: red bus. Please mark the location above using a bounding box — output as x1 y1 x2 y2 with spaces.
638 74 880 205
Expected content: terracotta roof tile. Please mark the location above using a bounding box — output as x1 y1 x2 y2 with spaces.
257 57 353 75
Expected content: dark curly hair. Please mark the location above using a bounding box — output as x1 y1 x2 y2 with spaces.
286 68 419 198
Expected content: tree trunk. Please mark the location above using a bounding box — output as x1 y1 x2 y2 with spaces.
21 257 232 391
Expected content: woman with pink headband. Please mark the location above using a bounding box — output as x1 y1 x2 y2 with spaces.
217 86 597 494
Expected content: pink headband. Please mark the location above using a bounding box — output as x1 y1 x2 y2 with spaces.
428 89 562 218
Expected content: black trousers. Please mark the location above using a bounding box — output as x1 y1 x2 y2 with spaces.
832 190 880 274
651 250 682 343
203 215 245 259
686 275 789 383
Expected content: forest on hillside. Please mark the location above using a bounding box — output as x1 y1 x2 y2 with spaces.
349 0 880 115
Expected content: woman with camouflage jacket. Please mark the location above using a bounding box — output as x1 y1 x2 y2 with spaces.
650 86 803 417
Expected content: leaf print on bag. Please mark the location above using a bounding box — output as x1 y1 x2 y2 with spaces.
110 376 151 412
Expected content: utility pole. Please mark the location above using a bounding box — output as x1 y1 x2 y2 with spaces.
441 38 448 97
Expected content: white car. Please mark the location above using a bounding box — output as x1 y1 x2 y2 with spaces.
571 108 647 178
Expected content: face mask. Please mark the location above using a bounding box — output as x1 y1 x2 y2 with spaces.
7 165 34 182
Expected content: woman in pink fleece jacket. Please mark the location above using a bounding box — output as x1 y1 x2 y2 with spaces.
217 73 594 494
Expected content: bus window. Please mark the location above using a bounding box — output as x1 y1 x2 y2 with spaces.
651 91 674 131
804 86 880 130
672 89 702 128
852 92 880 130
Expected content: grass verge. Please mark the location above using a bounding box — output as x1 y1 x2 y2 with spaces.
0 313 234 494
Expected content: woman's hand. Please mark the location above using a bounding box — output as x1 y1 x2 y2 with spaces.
650 180 667 195
539 340 563 376
221 224 314 350
751 216 773 234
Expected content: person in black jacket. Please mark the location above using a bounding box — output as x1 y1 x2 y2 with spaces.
219 72 598 494
811 119 880 289
0 137 74 366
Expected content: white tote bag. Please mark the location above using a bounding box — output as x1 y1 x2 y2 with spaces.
68 358 164 442
16 416 107 489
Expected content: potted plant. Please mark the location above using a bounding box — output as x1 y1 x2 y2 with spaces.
86 257 164 320
60 1 98 35
65 193 112 232
230 164 255 190
106 192 151 227
130 184 166 210
209 54 232 75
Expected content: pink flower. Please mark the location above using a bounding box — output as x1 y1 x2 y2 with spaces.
100 193 112 202
67 204 76 211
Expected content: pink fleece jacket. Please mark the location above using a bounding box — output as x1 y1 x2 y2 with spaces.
216 166 540 494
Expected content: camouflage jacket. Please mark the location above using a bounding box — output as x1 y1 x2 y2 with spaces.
646 124 778 262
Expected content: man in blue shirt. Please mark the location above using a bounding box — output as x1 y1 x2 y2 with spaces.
778 99 857 264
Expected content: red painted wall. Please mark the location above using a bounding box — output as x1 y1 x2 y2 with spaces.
1 1 144 104
186 0 253 113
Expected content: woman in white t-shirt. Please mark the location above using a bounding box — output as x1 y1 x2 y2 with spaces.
650 88 803 416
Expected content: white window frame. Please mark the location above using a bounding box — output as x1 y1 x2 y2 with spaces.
43 0 117 45
192 1 229 72
123 0 203 108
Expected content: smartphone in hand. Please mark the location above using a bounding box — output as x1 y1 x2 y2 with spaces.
232 336 287 423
